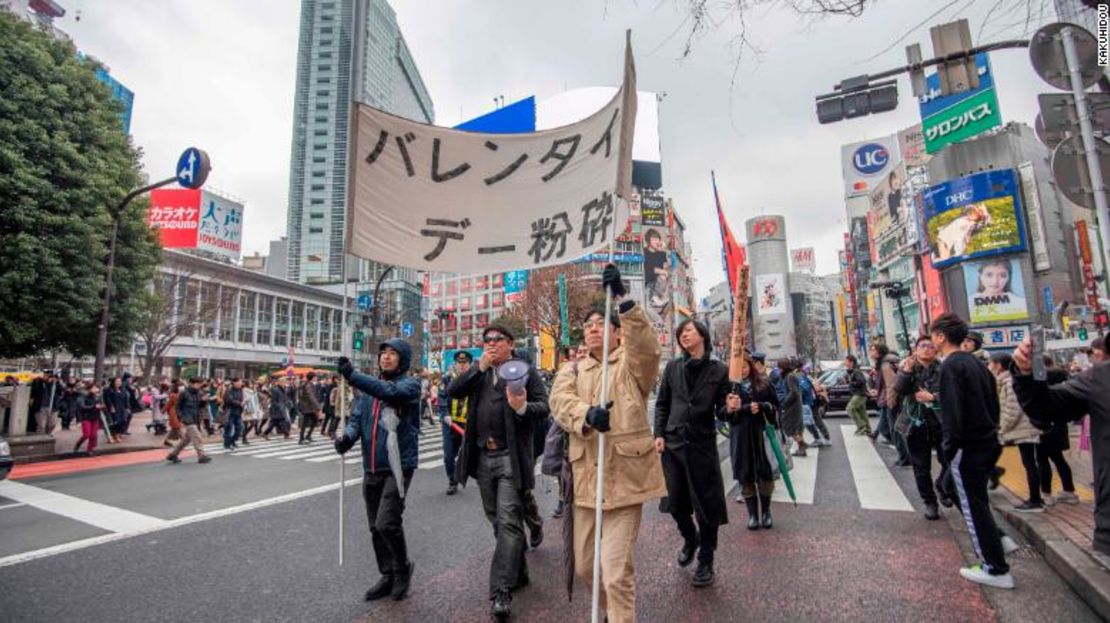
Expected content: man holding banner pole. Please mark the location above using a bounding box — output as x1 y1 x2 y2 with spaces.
550 263 663 623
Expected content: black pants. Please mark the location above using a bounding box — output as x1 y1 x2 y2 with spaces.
299 414 317 442
951 445 1010 575
1017 443 1044 504
477 450 526 597
262 417 289 436
1038 445 1075 494
662 448 719 563
363 469 413 576
906 418 946 506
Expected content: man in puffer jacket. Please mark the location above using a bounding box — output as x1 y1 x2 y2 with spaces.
334 339 422 603
989 352 1043 512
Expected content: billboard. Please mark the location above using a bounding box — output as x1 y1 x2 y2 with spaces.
640 194 665 226
840 135 900 198
868 161 917 267
898 124 931 167
790 247 816 273
148 188 243 260
504 270 529 304
755 273 786 316
922 169 1026 269
963 257 1029 324
919 53 1001 154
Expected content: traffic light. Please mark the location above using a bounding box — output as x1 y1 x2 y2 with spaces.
353 330 365 351
1078 327 1089 341
176 357 184 367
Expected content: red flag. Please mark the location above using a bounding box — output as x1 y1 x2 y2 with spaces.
713 172 746 297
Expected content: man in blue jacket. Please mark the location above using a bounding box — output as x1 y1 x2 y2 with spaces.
334 338 422 602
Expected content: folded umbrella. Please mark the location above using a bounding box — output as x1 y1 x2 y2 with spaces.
380 405 406 499
763 423 797 508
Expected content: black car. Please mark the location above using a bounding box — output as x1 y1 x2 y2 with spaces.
817 367 878 414
0 435 12 480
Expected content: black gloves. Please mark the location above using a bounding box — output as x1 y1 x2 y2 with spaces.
586 401 613 432
337 356 354 380
334 434 356 455
601 263 626 298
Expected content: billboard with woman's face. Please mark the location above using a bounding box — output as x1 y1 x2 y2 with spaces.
923 169 1026 269
962 257 1028 324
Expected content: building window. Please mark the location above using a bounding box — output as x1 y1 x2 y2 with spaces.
332 309 343 351
274 299 290 347
314 116 327 123
199 282 219 339
309 227 324 234
238 291 256 344
312 156 325 164
320 26 333 34
318 65 331 71
311 184 324 191
305 305 319 350
446 281 457 296
218 286 236 342
291 302 305 348
310 212 324 219
257 294 273 345
310 198 324 205
313 129 327 136
315 103 329 110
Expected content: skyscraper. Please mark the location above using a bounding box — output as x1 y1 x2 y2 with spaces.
285 0 434 285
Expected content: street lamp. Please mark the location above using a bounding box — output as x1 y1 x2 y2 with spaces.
94 148 210 383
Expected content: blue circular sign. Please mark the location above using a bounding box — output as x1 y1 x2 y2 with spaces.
176 147 211 189
852 143 889 176
402 322 414 338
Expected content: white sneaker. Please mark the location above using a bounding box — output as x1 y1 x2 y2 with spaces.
959 565 1014 589
1001 535 1019 555
1055 491 1080 505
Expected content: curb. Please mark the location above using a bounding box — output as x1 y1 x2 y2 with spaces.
992 490 1110 620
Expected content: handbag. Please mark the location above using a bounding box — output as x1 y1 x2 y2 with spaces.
541 424 567 476
894 396 920 439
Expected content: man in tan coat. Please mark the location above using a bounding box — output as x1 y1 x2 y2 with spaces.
549 264 664 623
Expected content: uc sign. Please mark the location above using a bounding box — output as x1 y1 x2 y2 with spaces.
852 143 889 176
751 218 780 238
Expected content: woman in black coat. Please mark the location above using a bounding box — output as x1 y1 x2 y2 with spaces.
728 354 780 530
654 319 731 588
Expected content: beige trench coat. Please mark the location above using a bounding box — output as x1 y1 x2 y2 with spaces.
550 303 666 510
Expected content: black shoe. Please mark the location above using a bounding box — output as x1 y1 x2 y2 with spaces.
391 561 414 600
446 482 458 496
364 575 393 601
745 497 760 530
989 466 1006 491
491 590 512 619
1014 500 1044 513
924 503 940 520
938 494 955 508
894 458 911 467
198 455 212 464
692 559 715 587
677 538 698 567
516 567 530 589
166 455 181 464
529 522 543 549
552 500 565 519
759 495 773 529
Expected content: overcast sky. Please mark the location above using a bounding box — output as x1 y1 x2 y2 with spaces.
61 0 1061 296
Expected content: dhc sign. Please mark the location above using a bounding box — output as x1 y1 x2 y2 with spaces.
853 143 889 175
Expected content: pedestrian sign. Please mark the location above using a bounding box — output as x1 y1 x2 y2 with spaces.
175 147 211 189
357 294 372 310
402 322 414 338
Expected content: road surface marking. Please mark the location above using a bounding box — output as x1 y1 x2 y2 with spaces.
249 445 331 459
0 480 167 533
307 454 342 463
278 448 336 460
773 447 819 505
0 477 364 569
840 425 913 512
0 502 27 511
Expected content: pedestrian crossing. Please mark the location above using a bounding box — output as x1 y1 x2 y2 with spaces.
199 420 450 470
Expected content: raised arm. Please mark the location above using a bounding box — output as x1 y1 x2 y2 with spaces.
618 301 662 397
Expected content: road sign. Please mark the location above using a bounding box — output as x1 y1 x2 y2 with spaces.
357 294 372 310
175 147 211 189
1030 23 1101 91
1037 93 1110 133
1051 135 1110 209
402 322 414 338
1035 113 1069 149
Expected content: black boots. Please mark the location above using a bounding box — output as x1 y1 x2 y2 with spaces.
364 575 393 601
391 561 414 600
692 558 715 587
760 495 773 529
491 589 512 620
745 497 760 530
677 537 698 567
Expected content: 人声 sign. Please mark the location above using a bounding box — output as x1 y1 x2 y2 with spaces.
347 42 636 273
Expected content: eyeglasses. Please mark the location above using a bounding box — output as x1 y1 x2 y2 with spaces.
583 319 606 330
483 335 508 344
917 343 937 350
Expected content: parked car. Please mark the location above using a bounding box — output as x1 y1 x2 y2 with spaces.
817 367 878 414
0 435 12 480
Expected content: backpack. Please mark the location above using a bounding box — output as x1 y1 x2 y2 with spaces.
541 361 576 477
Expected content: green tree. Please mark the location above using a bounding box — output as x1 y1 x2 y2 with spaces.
0 13 160 359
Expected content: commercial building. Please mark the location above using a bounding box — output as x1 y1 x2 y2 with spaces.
790 271 838 362
285 0 434 285
745 215 796 360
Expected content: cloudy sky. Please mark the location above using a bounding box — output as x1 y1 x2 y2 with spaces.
60 0 1062 295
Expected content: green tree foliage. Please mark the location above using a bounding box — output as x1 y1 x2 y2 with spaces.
0 13 160 358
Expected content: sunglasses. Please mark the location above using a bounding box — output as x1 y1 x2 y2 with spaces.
483 335 509 344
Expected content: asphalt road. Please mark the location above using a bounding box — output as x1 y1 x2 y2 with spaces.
0 417 1100 622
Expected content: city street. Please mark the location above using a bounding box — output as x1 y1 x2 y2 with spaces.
0 417 1098 622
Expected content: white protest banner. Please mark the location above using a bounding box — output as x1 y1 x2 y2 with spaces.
348 39 636 273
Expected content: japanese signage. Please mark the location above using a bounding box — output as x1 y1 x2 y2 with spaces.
962 258 1029 324
897 123 931 168
640 194 665 226
1077 220 1103 309
746 215 786 242
790 247 816 273
504 270 529 304
148 188 244 259
1017 162 1051 272
755 273 787 316
922 169 1026 269
919 53 1001 154
977 325 1029 350
840 135 900 198
348 42 636 273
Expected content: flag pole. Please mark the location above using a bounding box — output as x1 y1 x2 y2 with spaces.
337 0 369 568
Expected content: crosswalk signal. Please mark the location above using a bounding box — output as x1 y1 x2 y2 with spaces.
353 330 365 351
1078 327 1088 341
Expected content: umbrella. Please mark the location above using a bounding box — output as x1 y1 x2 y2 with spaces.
379 405 406 499
763 423 797 508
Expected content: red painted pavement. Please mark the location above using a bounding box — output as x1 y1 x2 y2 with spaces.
9 448 194 480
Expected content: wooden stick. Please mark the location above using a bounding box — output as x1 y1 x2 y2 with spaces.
728 265 751 382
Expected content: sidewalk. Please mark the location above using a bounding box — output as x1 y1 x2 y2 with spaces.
40 410 226 461
991 432 1110 619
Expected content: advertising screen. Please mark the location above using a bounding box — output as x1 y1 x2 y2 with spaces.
148 188 201 249
962 257 1029 324
922 169 1026 269
196 191 243 260
755 273 786 316
840 135 900 198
